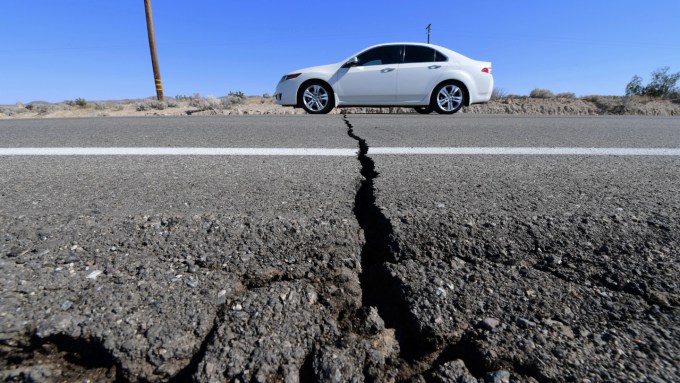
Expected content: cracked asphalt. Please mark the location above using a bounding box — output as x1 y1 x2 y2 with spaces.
1 115 679 382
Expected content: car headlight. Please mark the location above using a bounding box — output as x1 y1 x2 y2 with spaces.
282 73 301 81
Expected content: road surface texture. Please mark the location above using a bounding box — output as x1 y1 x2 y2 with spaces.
1 115 678 382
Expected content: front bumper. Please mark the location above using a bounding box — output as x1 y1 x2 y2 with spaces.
274 79 299 106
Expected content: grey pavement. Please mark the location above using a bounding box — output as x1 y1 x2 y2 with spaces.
0 116 355 148
350 114 680 148
1 115 679 382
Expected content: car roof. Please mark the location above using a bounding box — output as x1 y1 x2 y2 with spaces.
355 42 469 62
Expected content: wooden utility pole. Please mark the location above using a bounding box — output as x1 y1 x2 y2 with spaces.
144 0 164 100
426 24 431 44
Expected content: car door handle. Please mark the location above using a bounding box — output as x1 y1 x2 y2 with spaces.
381 68 395 73
428 65 442 69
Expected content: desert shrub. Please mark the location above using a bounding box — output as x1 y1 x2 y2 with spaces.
1 103 29 116
111 103 124 111
175 94 191 101
625 76 644 97
0 106 22 116
530 88 554 98
626 67 680 98
30 103 72 115
93 102 109 110
136 100 171 111
186 92 245 111
228 90 245 99
581 95 602 103
262 92 271 98
491 88 508 100
64 98 88 107
555 92 576 99
221 94 246 107
189 94 221 110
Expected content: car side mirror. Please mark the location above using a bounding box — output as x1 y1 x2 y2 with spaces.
343 57 359 68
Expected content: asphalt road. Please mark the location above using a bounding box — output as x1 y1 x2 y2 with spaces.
1 115 678 382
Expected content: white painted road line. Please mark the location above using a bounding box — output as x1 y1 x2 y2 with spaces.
1 147 680 156
369 147 680 156
0 148 358 156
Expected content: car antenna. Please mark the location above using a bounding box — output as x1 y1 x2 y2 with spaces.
426 24 431 44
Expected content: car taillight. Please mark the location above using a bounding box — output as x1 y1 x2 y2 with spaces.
481 67 491 74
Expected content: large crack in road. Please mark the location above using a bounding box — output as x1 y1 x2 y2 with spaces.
344 115 494 381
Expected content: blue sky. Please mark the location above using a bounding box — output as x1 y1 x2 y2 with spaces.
1 0 679 104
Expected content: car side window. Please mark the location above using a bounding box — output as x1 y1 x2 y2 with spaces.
356 46 402 66
404 45 447 64
403 45 438 63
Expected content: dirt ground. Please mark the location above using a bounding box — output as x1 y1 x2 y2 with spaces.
1 96 679 119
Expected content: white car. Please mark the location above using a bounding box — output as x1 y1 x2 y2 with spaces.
274 42 493 114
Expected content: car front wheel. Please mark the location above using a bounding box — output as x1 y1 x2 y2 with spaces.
299 82 334 114
431 83 465 114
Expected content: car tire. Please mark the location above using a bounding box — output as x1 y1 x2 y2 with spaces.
414 106 433 114
431 82 466 114
298 81 334 114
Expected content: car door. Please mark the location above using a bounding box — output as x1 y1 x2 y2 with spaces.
396 45 448 103
334 45 402 105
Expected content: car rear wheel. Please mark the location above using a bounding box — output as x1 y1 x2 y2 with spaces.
299 82 334 114
431 82 465 114
414 106 433 114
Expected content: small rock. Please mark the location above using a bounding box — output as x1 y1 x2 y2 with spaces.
429 360 477 383
60 300 73 311
363 307 385 335
485 370 510 383
516 318 536 328
85 270 103 280
546 254 562 265
478 318 501 331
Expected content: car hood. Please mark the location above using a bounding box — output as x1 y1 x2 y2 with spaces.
293 63 343 75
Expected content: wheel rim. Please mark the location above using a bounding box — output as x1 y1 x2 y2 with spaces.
302 85 329 112
437 85 463 112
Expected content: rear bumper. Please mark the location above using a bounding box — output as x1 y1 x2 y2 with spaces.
470 74 494 104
